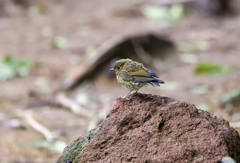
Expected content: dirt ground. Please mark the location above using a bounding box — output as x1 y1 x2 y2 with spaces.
0 0 240 162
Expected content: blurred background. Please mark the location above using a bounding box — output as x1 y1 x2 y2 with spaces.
0 0 240 162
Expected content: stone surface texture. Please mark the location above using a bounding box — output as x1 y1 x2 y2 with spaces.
58 93 240 163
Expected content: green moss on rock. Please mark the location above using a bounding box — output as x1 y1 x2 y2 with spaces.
225 120 230 126
56 127 99 163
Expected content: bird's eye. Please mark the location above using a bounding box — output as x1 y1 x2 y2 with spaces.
117 67 120 69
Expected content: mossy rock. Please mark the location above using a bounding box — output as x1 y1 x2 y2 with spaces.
56 127 99 163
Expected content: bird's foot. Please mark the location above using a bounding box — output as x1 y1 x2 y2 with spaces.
122 95 130 100
132 91 138 94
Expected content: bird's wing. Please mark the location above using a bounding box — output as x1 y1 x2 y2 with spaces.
133 76 164 83
121 69 163 83
146 69 159 78
120 74 135 81
131 70 152 77
120 70 151 81
131 69 159 78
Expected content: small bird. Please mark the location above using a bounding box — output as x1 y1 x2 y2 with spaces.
110 58 164 95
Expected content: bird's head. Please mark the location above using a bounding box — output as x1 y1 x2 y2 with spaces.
110 59 132 74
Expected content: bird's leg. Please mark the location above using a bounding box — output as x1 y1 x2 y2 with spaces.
123 90 132 99
132 89 139 94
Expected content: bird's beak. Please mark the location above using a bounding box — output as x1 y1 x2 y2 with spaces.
110 68 114 71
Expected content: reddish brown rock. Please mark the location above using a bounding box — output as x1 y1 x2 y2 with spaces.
59 93 240 163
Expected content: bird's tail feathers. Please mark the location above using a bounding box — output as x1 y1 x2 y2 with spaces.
148 79 164 87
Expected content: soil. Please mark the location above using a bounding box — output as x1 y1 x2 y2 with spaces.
1 0 240 162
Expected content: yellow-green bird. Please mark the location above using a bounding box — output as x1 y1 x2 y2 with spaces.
110 58 164 95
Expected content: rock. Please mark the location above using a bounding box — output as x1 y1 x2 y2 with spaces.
57 93 240 163
57 127 99 163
